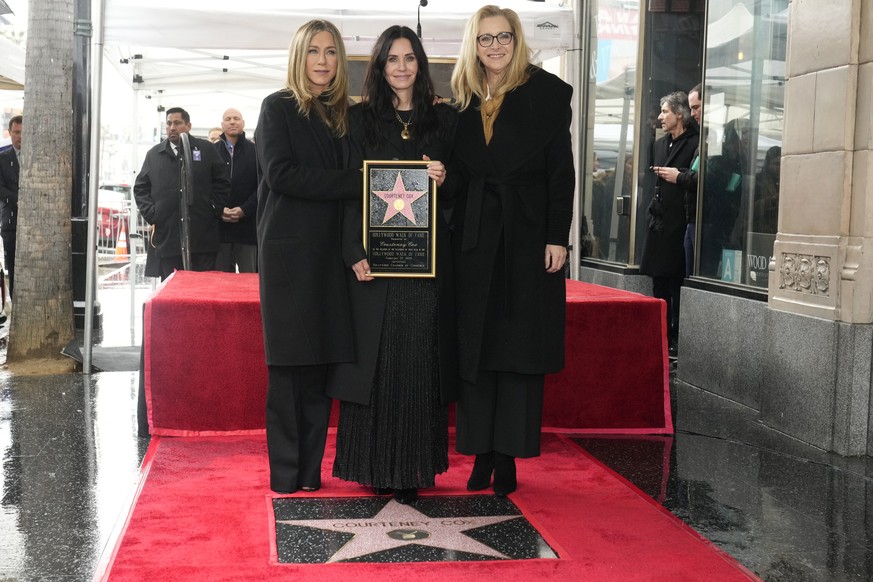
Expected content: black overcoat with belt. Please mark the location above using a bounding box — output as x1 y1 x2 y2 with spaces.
327 103 459 405
255 90 362 366
449 67 575 383
133 135 230 258
639 126 699 278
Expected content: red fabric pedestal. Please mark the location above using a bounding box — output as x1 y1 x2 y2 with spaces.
143 272 671 436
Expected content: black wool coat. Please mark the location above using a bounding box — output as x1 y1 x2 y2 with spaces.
133 135 230 258
449 67 575 382
639 126 699 278
327 102 459 405
255 90 362 366
0 148 19 234
215 132 258 245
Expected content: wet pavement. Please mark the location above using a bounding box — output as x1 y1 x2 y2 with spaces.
1 287 873 579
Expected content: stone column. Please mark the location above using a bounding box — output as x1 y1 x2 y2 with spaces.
774 0 871 320
767 0 873 454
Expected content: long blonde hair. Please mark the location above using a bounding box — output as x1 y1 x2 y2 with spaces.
450 5 532 111
284 19 351 136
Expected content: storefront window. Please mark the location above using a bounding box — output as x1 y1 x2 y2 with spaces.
635 2 705 268
697 0 786 288
584 0 641 264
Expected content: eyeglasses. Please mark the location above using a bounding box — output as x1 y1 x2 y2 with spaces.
477 31 514 47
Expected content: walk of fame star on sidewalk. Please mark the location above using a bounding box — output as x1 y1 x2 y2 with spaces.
272 495 559 564
279 499 517 562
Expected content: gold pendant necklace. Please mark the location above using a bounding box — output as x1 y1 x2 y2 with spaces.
394 109 413 140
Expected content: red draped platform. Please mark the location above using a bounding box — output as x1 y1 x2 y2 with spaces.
143 271 671 436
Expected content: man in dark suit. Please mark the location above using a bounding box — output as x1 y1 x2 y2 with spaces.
133 107 230 280
0 115 22 294
214 108 258 273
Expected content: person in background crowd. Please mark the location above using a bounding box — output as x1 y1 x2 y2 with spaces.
330 25 457 505
448 5 575 497
642 91 698 358
207 127 222 143
214 108 258 273
752 145 781 235
654 83 702 277
0 115 22 295
590 151 614 260
255 20 362 495
699 118 745 279
133 107 230 281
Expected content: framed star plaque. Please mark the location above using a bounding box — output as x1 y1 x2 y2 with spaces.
363 160 437 277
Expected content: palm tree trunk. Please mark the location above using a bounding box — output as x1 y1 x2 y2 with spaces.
7 0 75 364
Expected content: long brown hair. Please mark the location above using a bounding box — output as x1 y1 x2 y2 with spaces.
284 19 351 136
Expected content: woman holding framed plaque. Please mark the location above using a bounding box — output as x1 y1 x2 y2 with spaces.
329 25 457 504
255 20 362 495
449 5 575 496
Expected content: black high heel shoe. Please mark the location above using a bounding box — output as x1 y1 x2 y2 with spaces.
493 452 517 497
467 452 495 491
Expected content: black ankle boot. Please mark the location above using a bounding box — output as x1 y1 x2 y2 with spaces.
394 488 417 504
467 452 494 491
493 452 517 496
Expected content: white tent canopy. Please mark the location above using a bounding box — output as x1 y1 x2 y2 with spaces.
104 0 575 94
0 34 24 90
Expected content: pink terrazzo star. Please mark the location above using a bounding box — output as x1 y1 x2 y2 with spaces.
373 171 427 224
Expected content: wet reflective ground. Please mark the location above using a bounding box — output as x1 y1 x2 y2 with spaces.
0 370 149 580
2 361 873 579
579 383 873 581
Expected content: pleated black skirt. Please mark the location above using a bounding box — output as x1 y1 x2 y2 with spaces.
333 278 448 489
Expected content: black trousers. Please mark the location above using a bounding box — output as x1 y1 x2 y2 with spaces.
266 364 332 493
1 230 15 293
652 275 683 339
455 370 544 458
158 252 217 281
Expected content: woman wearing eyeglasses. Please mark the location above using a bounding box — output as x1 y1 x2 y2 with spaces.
448 5 575 496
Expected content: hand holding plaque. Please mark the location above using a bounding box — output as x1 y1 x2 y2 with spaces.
363 160 437 277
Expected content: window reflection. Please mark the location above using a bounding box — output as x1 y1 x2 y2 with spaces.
586 0 640 264
697 0 787 288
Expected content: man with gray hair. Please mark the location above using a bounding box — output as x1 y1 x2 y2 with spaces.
640 91 699 358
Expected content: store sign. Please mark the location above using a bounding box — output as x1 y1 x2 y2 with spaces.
598 8 640 40
746 232 776 288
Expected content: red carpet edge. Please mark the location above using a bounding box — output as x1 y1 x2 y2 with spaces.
98 434 760 581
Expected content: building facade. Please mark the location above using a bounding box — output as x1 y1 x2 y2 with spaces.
576 0 873 455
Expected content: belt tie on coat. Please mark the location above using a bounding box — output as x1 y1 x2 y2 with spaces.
460 176 537 313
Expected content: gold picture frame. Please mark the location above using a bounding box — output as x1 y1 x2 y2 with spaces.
363 160 437 278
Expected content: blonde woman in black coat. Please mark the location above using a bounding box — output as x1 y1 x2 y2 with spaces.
330 26 457 505
449 5 575 496
256 20 362 494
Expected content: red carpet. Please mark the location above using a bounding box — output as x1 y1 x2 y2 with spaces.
143 272 670 436
98 433 757 581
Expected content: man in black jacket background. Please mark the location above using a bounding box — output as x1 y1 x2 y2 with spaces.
0 115 22 294
133 107 230 280
641 92 699 358
214 108 258 273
